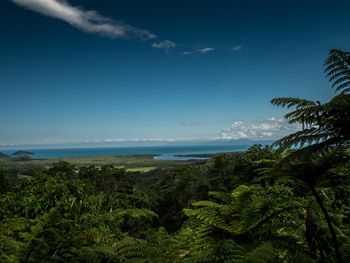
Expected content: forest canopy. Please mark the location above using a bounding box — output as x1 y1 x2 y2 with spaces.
0 49 350 262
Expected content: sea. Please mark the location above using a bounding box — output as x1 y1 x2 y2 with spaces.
1 144 254 161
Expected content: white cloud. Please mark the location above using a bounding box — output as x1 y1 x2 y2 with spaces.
197 47 215 54
12 0 156 40
217 118 299 140
179 121 203 126
103 138 125 142
102 138 176 143
231 45 242 51
0 142 15 146
152 40 176 51
182 47 215 55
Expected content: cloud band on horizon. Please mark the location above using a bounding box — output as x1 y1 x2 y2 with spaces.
218 117 299 140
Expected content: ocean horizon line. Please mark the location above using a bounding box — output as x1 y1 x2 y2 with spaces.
0 143 268 159
0 139 274 151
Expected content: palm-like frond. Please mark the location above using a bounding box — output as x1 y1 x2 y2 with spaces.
324 49 350 94
178 185 308 262
271 97 317 109
271 49 350 156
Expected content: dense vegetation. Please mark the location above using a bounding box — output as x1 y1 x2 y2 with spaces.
0 49 349 262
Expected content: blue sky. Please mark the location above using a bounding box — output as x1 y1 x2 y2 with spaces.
1 0 350 147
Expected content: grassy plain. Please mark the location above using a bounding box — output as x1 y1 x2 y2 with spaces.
0 154 206 176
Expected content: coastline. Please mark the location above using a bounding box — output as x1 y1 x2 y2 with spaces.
0 153 204 173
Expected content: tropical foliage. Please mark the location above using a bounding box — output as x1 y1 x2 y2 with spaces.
1 49 350 262
271 49 350 155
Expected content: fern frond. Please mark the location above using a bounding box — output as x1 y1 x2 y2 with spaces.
183 208 230 232
324 49 350 94
243 243 276 263
271 97 317 108
208 191 233 204
115 236 146 261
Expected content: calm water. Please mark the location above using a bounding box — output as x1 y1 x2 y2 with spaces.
2 145 251 160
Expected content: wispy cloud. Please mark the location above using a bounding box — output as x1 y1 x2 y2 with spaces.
217 117 298 140
197 47 215 54
12 0 156 40
103 138 176 143
231 44 242 51
0 142 15 146
152 40 176 51
182 46 215 56
179 121 213 127
182 51 192 55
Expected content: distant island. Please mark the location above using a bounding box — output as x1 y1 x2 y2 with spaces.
12 150 34 156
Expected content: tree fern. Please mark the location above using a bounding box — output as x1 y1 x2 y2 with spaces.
177 184 309 262
324 49 350 94
271 49 350 155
